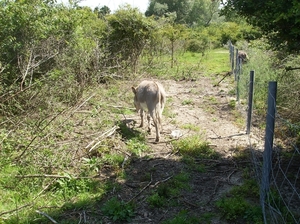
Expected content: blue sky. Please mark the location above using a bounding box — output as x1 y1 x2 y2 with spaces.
59 0 149 13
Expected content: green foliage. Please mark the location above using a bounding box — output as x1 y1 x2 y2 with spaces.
238 41 278 115
147 192 166 208
276 57 300 123
216 197 262 222
181 99 193 105
106 6 156 73
186 39 204 53
146 0 221 25
172 135 219 159
126 138 149 155
216 179 262 223
146 0 193 24
101 197 135 222
162 210 200 224
157 172 190 199
222 0 300 53
53 175 98 199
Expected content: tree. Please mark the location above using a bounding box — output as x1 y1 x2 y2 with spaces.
107 6 156 73
0 0 66 90
94 5 111 18
145 0 193 24
186 0 220 26
221 0 300 53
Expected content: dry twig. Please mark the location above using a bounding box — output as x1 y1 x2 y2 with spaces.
36 210 58 223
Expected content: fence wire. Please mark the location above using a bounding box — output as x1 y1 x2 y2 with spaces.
229 42 300 224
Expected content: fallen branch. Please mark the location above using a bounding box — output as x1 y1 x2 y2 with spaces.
214 71 232 86
0 203 32 216
72 93 95 113
285 66 300 71
85 126 117 152
15 174 98 179
151 175 173 188
227 169 237 183
36 210 58 223
127 173 153 203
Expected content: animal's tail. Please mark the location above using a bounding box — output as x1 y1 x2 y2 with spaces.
153 82 162 127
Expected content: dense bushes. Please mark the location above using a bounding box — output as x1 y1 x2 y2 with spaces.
0 0 294 119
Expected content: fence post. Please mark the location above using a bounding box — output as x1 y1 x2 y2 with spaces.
235 49 239 81
260 81 277 224
235 49 240 102
246 71 255 134
230 45 235 73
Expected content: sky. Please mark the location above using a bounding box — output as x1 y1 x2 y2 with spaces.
60 0 149 13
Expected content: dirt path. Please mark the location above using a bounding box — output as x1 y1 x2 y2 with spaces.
105 75 265 223
141 76 263 156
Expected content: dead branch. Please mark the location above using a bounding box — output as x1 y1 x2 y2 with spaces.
214 71 232 86
285 66 300 71
86 125 117 152
227 169 237 183
127 173 153 203
0 203 32 216
151 175 173 188
36 210 58 224
72 93 95 114
14 110 65 161
15 174 98 179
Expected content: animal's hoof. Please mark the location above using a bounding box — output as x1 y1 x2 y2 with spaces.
155 137 159 142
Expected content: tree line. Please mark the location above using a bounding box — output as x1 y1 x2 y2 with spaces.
0 0 299 119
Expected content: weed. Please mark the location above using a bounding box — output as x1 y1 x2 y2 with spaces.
82 157 101 173
101 197 135 222
229 99 236 109
208 96 218 104
181 123 200 132
102 153 124 168
216 179 262 223
162 210 199 224
182 99 193 105
147 192 166 208
172 135 219 159
157 172 190 199
126 138 149 156
199 212 217 223
182 156 206 172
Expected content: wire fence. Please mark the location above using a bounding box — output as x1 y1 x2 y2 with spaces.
229 41 300 224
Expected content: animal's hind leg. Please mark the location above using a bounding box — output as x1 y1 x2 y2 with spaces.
150 111 160 142
147 113 151 133
139 110 144 127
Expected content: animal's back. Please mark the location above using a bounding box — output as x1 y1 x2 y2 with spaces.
136 81 161 110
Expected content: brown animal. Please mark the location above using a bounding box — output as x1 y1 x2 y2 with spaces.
238 50 249 63
131 80 166 142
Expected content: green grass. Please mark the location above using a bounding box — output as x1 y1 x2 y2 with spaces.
162 210 200 224
172 135 219 159
181 123 200 132
148 172 191 207
216 179 262 223
144 49 229 80
101 197 135 222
